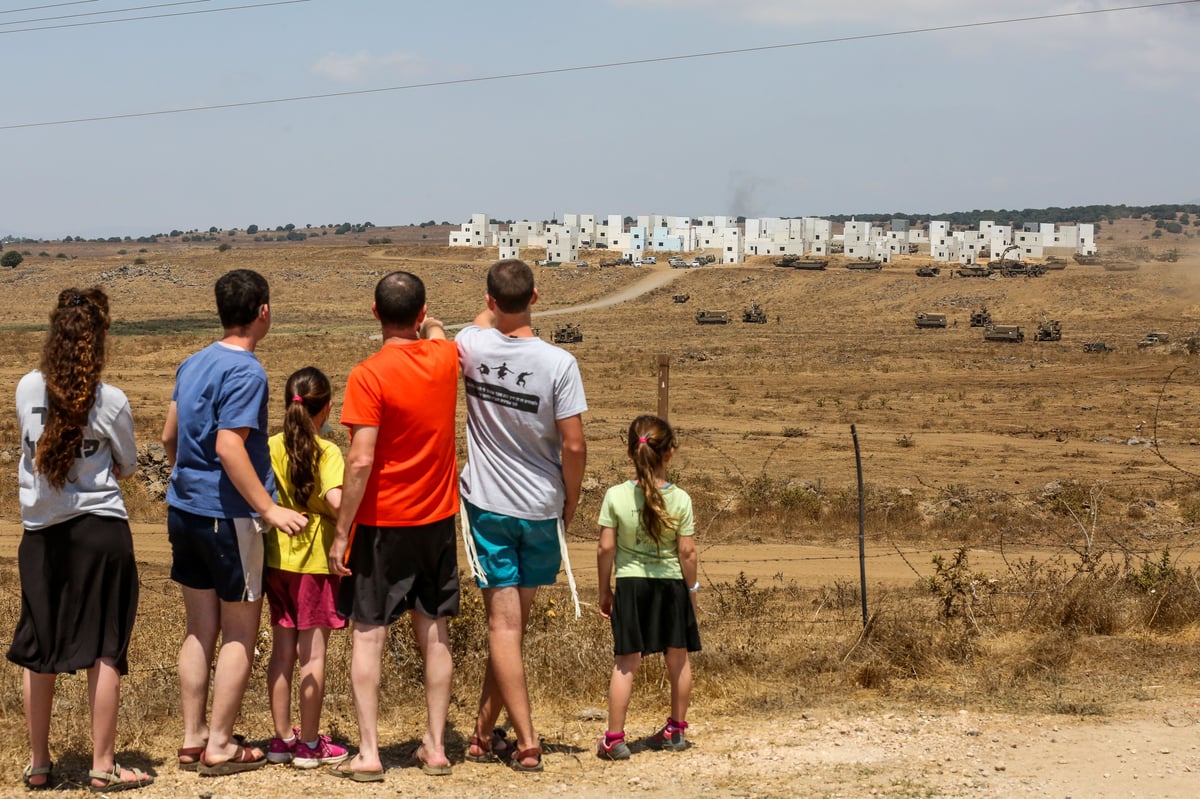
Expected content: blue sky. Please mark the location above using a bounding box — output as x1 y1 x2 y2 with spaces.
2 0 1197 239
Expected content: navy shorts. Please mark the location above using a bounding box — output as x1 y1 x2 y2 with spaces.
336 516 460 626
168 506 265 602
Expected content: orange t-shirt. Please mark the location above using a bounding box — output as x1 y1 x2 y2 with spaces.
340 338 459 526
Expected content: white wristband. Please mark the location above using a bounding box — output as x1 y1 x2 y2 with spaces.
688 582 700 593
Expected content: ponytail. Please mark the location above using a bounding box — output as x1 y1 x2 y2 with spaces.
37 287 110 489
281 367 332 508
627 414 679 547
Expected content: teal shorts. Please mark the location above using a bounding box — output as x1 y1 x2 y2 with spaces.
464 500 560 588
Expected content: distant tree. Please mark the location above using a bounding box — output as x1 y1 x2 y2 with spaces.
284 223 296 231
2 250 24 268
170 230 183 237
217 243 232 252
209 226 219 233
1166 222 1183 234
246 224 259 234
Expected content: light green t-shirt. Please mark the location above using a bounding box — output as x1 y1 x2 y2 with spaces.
265 433 344 575
598 480 695 579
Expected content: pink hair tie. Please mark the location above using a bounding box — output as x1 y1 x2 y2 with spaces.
291 395 303 403
637 436 648 444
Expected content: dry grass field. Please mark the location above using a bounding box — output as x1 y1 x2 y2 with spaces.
1 218 1200 796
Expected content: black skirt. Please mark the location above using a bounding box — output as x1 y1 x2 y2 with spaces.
7 514 139 675
610 576 702 657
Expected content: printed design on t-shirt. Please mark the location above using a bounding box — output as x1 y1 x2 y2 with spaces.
464 374 541 414
24 405 100 462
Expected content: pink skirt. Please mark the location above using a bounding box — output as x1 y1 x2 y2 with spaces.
265 569 347 630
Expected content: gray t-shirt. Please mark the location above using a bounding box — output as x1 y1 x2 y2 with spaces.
17 371 136 529
455 325 587 520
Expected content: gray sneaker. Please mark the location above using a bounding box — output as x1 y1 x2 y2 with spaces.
596 737 631 760
646 725 690 752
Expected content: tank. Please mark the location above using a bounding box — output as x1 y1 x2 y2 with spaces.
969 307 992 327
695 310 731 325
551 323 583 343
672 293 690 303
742 303 767 323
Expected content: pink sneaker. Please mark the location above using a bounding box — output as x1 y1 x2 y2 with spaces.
292 735 349 769
267 728 300 764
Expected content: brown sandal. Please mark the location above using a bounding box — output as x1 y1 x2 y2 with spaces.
178 734 247 771
511 746 543 773
465 728 511 763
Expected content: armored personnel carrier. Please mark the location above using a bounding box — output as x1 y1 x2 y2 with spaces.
1034 318 1062 341
915 265 941 277
672 293 690 303
969 307 992 327
915 312 948 329
983 324 1024 343
695 310 731 325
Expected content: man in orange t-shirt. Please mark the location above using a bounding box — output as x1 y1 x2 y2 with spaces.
328 271 460 781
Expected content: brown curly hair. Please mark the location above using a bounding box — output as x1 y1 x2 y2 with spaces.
36 287 111 489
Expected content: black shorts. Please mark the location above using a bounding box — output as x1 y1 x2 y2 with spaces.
168 507 265 602
336 516 460 625
610 577 702 657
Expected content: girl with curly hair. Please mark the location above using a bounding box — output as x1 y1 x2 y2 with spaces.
7 287 152 792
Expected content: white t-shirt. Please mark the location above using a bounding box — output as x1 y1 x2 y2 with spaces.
455 325 587 520
16 371 136 530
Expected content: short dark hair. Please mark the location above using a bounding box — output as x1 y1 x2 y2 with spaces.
215 269 269 328
487 259 535 314
374 271 425 327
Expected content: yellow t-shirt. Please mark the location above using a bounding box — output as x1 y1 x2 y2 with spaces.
265 433 344 575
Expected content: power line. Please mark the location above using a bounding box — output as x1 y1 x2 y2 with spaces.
0 0 306 33
2 0 1196 131
1 1 212 27
0 1 98 13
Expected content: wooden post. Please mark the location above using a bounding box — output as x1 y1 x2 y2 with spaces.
657 354 670 421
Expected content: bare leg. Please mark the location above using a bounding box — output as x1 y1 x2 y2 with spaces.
204 598 265 763
345 622 384 773
411 611 452 769
23 670 54 786
606 653 642 735
86 657 143 787
296 627 329 743
179 587 219 750
475 586 537 759
267 625 298 740
663 648 692 724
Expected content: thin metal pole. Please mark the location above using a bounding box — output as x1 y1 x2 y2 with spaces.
657 354 670 421
851 424 867 627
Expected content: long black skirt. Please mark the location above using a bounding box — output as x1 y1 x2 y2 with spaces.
7 514 139 675
610 576 702 657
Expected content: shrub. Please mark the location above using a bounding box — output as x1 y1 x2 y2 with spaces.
1 250 23 268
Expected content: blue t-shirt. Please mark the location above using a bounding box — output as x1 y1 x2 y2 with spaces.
166 342 273 517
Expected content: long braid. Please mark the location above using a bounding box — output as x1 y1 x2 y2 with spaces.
281 367 332 508
628 414 679 548
36 288 110 489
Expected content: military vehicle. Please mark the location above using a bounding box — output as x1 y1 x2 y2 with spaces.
695 310 731 325
969 307 992 327
551 323 583 343
1138 331 1169 348
672 293 690 303
1083 342 1115 353
915 265 941 277
983 323 1024 343
1034 316 1062 341
742 303 767 324
957 265 990 278
773 255 828 270
846 259 883 271
1102 261 1140 272
1044 255 1068 269
1074 253 1103 265
915 312 948 328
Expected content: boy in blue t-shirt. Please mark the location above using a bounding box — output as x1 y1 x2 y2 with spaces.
162 269 307 777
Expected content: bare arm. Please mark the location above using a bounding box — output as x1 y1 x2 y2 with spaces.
215 427 306 535
324 487 343 517
162 401 178 467
328 425 377 577
471 308 497 329
678 533 699 612
597 525 617 619
556 413 586 529
420 317 447 341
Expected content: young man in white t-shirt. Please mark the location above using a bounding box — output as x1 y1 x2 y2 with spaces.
455 259 587 773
